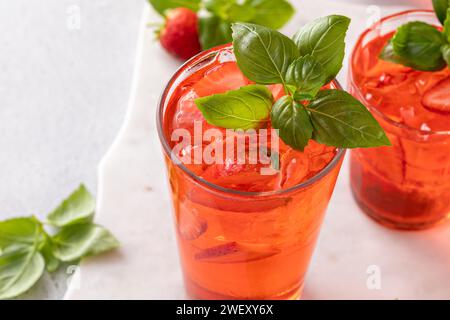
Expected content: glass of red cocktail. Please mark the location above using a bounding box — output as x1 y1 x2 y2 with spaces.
157 45 345 300
349 10 450 230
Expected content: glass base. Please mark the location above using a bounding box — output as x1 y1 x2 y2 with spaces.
184 277 303 300
351 185 448 231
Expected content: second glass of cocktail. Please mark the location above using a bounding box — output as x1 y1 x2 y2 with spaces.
158 16 389 299
349 8 450 230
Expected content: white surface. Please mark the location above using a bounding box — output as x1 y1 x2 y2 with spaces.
0 0 144 299
66 0 450 300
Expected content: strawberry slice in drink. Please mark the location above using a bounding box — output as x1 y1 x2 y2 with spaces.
422 77 450 114
195 242 281 264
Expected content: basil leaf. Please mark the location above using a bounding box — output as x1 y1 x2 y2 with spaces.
246 0 295 29
379 39 409 66
147 0 201 16
47 184 95 227
286 55 327 97
195 84 273 129
232 23 299 85
227 3 256 22
199 14 232 50
307 90 391 148
432 0 450 24
41 238 60 273
0 217 45 251
444 9 450 42
442 44 450 66
0 217 46 300
52 224 119 262
293 15 350 83
204 0 234 20
271 96 313 151
0 250 45 300
392 21 446 71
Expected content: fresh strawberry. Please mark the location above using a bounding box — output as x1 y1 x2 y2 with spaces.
159 8 201 60
422 77 450 113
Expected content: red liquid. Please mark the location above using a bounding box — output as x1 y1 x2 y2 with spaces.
160 47 344 299
350 29 450 230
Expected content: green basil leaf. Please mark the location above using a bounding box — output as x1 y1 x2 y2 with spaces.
0 217 45 251
245 0 295 29
271 95 313 151
195 84 273 129
442 44 450 66
47 184 95 227
392 21 446 71
232 23 299 85
0 250 45 300
199 14 232 50
432 0 450 24
52 224 120 262
147 0 201 16
379 39 409 66
293 15 350 83
41 238 60 273
444 8 450 42
227 3 256 22
0 217 46 300
204 0 234 20
286 55 327 98
307 90 391 148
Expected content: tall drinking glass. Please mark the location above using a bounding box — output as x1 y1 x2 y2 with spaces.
349 10 450 230
158 45 345 299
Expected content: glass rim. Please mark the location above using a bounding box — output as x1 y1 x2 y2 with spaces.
157 44 346 198
349 9 450 137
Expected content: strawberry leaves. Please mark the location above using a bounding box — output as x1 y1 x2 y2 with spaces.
195 19 390 151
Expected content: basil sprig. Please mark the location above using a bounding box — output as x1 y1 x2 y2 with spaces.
147 0 295 51
194 18 390 151
0 185 119 300
380 1 450 71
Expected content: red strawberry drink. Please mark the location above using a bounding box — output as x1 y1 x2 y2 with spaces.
349 10 450 229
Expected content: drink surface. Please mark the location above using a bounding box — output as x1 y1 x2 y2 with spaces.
352 32 450 132
350 30 450 229
164 48 337 192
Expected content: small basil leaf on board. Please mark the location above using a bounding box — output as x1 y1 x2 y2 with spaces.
147 0 201 16
232 23 299 85
442 44 450 66
195 84 273 129
0 217 45 251
41 238 60 273
392 21 447 71
293 15 350 83
307 90 391 148
286 55 327 98
0 250 45 300
271 96 313 151
199 14 233 50
47 184 95 227
52 224 120 262
246 0 295 30
432 0 450 24
0 217 46 300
